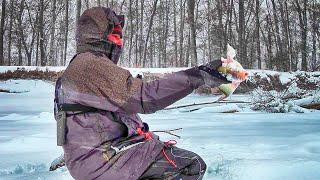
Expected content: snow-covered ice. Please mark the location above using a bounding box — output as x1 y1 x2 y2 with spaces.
0 80 320 180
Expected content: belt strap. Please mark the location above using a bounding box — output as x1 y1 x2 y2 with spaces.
58 103 97 112
58 104 98 115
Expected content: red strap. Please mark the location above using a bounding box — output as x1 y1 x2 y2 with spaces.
137 128 177 168
137 128 153 140
162 140 178 168
164 140 177 146
162 149 177 168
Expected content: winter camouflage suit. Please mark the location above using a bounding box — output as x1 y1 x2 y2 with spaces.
55 7 228 180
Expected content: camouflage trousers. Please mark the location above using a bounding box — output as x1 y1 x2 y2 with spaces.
139 146 207 180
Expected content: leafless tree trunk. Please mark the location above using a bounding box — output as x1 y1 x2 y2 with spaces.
185 29 190 66
255 0 261 69
39 0 46 66
283 1 293 71
134 0 139 66
228 0 234 45
217 0 224 55
64 0 69 65
270 0 284 70
142 0 159 67
310 0 320 71
179 0 186 67
173 0 178 66
310 0 318 71
139 0 144 66
0 0 5 65
17 0 25 66
163 0 169 67
266 14 273 69
302 0 308 71
206 0 212 62
295 0 308 71
50 0 57 65
23 4 37 65
128 0 133 66
76 0 82 24
35 30 39 66
187 0 197 66
7 0 14 65
238 0 246 67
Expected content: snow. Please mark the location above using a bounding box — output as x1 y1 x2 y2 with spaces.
292 95 320 107
0 80 54 116
0 79 320 180
247 69 320 84
0 66 67 73
0 66 186 76
279 73 295 84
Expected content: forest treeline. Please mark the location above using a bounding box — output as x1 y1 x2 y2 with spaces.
0 0 319 71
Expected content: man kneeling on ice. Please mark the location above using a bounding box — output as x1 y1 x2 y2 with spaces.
54 7 246 180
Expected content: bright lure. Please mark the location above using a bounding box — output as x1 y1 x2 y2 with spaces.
217 44 249 98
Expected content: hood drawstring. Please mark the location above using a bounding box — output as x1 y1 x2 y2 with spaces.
137 127 153 140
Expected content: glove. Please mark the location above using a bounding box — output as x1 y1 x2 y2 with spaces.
185 44 248 97
184 60 231 89
198 60 232 88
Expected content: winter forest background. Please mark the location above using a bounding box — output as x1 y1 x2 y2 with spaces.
0 0 319 71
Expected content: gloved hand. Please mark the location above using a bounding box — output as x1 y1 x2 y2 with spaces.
185 44 248 97
198 60 232 88
184 60 232 89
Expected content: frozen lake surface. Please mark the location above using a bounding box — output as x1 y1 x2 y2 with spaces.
0 80 320 180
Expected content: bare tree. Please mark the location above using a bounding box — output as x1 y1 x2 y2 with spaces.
255 0 261 69
64 0 69 65
17 0 25 66
0 0 6 65
76 0 82 24
301 0 308 71
128 0 133 66
7 0 14 65
310 0 318 71
142 0 159 67
187 0 197 66
23 3 37 65
178 0 186 67
39 0 45 66
217 0 224 55
238 0 246 67
49 0 57 65
173 0 178 66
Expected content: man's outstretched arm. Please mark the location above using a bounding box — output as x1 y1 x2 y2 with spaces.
62 52 228 114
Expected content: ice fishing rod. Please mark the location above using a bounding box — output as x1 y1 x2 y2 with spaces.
163 99 250 111
152 128 183 138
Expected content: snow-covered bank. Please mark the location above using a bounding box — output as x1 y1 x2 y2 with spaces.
0 79 320 180
1 66 320 80
0 66 186 76
1 66 319 95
